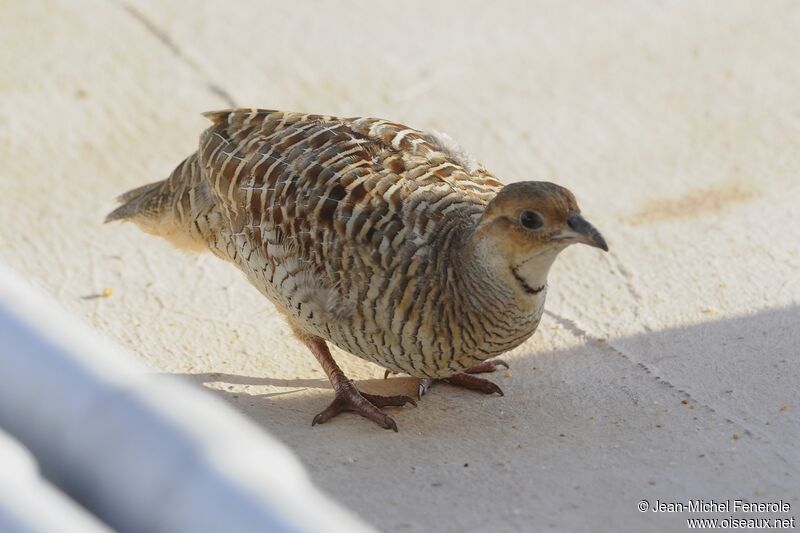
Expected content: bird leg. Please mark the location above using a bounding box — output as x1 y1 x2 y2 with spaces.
305 336 416 431
417 359 508 399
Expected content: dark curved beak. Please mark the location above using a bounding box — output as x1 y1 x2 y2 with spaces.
562 212 609 251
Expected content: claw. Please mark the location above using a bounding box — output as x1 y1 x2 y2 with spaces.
418 373 505 399
311 383 411 431
418 377 434 399
383 369 392 380
362 392 417 408
445 373 505 395
465 359 509 374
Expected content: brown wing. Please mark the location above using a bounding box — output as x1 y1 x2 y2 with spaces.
196 109 502 318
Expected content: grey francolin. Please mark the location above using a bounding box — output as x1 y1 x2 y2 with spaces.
107 109 608 431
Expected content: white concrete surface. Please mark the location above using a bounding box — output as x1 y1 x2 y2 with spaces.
1 1 798 531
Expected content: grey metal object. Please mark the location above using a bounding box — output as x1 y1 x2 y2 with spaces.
0 429 111 533
0 264 372 533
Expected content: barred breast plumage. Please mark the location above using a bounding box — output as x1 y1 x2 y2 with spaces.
108 108 608 430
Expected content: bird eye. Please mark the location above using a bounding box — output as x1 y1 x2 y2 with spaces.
519 210 543 230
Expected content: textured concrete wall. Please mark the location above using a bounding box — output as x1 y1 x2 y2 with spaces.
1 1 798 531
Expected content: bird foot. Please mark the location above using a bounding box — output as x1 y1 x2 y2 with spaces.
312 379 416 432
418 359 508 399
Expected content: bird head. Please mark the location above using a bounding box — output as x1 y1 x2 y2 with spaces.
472 181 607 296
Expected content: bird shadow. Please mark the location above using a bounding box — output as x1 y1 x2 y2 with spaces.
176 371 423 405
182 372 331 390
170 305 800 447
165 305 800 532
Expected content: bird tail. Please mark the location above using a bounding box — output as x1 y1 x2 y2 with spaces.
105 181 166 224
105 153 210 251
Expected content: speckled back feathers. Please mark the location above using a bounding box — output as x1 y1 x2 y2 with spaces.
109 109 551 377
